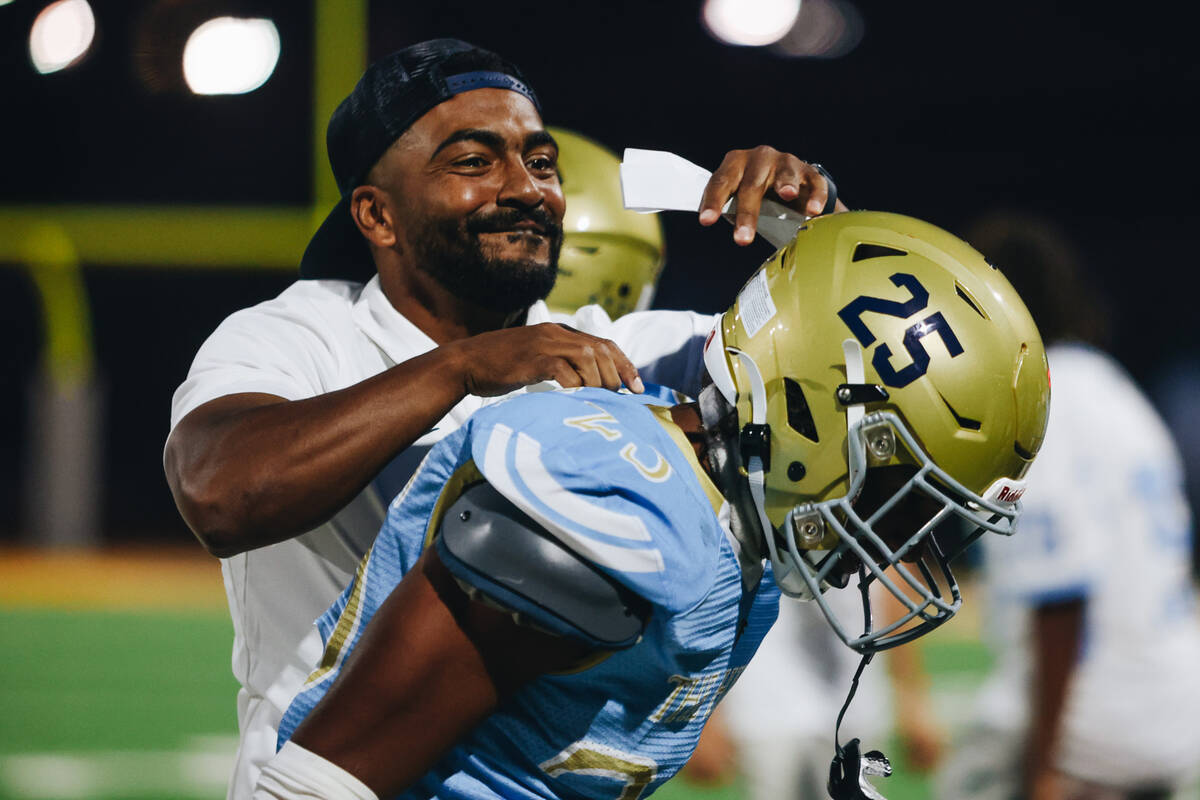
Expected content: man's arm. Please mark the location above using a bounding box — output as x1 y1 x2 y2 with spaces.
284 545 594 794
165 323 641 557
168 145 836 558
1025 596 1085 800
255 475 652 798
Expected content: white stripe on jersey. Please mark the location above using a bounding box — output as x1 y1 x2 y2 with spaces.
516 435 653 542
483 424 666 574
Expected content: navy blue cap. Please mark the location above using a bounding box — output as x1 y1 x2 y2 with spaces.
300 39 541 281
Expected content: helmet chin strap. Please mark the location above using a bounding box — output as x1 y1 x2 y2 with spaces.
827 339 893 799
730 340 893 799
728 341 872 599
827 566 892 799
842 338 867 487
725 346 810 597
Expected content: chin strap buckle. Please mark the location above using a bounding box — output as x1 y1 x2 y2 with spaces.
835 383 889 406
739 423 771 472
828 738 892 800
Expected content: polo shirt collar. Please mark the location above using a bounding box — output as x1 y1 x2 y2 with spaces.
351 276 437 367
352 275 556 367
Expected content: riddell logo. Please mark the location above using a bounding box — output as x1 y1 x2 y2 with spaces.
997 485 1025 503
704 328 717 352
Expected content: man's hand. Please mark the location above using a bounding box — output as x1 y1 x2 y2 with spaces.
447 323 644 397
698 146 847 245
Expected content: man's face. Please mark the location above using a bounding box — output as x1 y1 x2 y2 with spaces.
373 89 565 314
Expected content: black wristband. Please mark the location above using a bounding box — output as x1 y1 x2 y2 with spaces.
811 163 838 216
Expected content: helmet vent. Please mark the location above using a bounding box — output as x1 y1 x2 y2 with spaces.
955 283 989 319
852 243 908 261
940 394 982 431
1014 441 1035 460
784 378 819 442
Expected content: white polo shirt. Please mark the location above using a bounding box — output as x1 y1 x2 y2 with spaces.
167 276 716 800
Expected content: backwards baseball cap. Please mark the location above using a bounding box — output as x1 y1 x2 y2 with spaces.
299 38 541 281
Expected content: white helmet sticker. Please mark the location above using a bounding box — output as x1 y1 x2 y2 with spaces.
737 269 777 339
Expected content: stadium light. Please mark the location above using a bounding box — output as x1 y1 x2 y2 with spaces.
772 0 864 58
182 16 280 95
29 0 96 74
702 0 801 47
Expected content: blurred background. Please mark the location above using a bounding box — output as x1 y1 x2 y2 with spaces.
1 1 1197 798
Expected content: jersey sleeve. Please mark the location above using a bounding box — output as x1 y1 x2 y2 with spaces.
464 390 725 613
169 284 352 431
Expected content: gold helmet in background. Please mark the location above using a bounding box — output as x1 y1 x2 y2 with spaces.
703 211 1050 652
545 128 665 318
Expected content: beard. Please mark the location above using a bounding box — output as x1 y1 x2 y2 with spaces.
408 205 563 315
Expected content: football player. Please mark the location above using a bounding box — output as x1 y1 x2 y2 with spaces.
253 211 1051 800
542 131 943 800
936 213 1200 800
543 128 665 320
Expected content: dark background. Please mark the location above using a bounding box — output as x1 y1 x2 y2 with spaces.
1 0 1196 542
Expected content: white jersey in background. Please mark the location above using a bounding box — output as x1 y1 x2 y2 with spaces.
939 343 1200 797
166 276 716 800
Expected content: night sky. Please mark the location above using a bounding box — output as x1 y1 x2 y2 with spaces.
1 0 1196 541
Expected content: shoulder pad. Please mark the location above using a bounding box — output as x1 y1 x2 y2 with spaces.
435 481 650 649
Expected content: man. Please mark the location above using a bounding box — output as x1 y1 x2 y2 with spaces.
936 213 1200 800
252 211 1052 800
163 39 842 798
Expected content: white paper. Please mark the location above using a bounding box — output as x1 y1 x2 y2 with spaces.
619 148 721 214
619 148 809 248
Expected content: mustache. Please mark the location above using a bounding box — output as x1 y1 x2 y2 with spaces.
465 207 562 238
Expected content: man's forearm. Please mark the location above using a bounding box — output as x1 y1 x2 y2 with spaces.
166 346 469 556
289 549 591 794
1025 597 1085 799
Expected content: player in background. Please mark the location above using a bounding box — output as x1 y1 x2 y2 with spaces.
252 211 1051 800
543 128 666 320
544 132 945 800
935 212 1200 800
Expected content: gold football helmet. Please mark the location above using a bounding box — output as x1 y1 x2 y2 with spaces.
545 128 665 318
703 211 1050 652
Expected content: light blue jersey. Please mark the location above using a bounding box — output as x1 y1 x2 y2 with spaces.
278 387 781 800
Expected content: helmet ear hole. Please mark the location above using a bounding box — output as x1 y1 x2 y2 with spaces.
784 378 819 442
852 243 908 261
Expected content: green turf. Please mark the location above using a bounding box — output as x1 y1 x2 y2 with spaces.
922 636 994 677
0 610 238 754
1 608 988 799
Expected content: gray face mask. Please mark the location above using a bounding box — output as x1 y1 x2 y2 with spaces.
714 340 1021 655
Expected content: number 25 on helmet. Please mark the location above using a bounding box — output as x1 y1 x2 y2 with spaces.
704 211 1051 653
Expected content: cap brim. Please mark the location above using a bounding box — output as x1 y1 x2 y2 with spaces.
299 193 376 282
